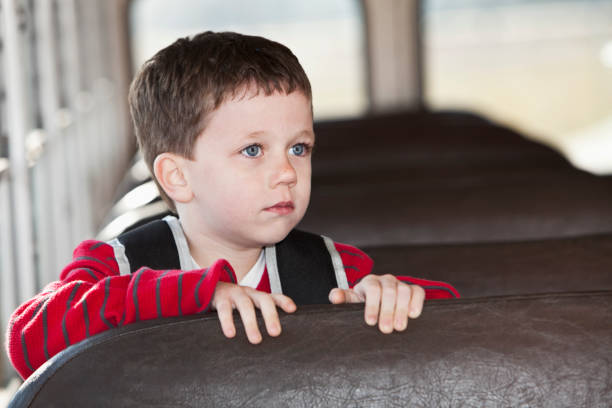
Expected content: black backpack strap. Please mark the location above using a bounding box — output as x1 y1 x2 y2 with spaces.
115 219 181 273
272 229 340 305
112 221 346 305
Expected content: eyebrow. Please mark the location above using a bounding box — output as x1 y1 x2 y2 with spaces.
245 129 315 140
245 130 266 139
296 129 315 140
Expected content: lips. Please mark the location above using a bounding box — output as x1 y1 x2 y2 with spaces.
264 201 295 215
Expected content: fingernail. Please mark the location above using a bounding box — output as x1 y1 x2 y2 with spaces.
396 318 407 331
382 319 393 333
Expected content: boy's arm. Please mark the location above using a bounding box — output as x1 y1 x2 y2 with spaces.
330 242 460 333
6 240 228 379
335 242 460 299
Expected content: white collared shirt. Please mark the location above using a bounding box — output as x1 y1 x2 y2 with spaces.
191 249 265 289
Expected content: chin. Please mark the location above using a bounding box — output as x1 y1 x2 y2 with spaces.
261 229 292 246
257 221 298 246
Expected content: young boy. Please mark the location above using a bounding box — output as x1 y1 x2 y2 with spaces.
6 31 459 379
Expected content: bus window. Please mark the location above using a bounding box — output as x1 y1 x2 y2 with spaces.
423 0 612 174
129 0 368 120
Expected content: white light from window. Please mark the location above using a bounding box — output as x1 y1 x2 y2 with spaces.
600 41 612 68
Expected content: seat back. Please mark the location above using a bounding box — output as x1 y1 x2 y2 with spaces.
10 292 612 407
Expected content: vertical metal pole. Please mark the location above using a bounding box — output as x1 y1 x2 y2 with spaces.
0 164 18 381
57 0 93 244
86 0 130 228
81 0 108 224
105 0 136 205
2 0 37 302
34 0 73 280
363 0 421 111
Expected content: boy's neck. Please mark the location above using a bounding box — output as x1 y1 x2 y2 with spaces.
179 218 263 283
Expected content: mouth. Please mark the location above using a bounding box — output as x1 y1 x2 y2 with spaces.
264 201 295 215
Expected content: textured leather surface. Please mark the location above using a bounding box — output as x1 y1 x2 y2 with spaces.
368 232 612 297
301 111 612 246
11 292 612 407
311 110 567 178
301 166 612 246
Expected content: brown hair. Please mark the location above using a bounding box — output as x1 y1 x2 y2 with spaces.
128 31 312 211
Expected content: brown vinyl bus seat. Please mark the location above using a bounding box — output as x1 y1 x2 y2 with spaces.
9 292 612 407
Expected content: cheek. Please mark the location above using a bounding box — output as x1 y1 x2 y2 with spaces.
297 160 311 187
192 165 253 213
295 162 312 204
217 172 263 213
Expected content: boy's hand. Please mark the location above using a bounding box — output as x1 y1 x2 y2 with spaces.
212 282 296 344
328 274 425 334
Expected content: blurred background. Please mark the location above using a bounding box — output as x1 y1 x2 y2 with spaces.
1 0 611 395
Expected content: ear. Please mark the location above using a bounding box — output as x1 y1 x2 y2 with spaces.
153 153 193 203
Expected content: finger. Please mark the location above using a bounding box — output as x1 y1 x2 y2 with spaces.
251 293 282 337
271 293 297 314
378 275 398 334
329 288 364 304
234 293 262 344
394 282 412 331
362 279 381 327
328 288 345 304
408 285 425 319
215 299 236 338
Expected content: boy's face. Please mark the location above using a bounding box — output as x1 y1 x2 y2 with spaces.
181 89 314 248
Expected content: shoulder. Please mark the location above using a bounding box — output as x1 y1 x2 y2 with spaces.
282 230 374 286
110 216 183 274
114 217 175 246
72 239 116 259
60 239 120 280
332 240 373 286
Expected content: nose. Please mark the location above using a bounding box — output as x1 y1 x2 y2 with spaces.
270 154 297 188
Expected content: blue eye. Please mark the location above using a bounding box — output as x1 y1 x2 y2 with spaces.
241 144 262 157
290 143 309 156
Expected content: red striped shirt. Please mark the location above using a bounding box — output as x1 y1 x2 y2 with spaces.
5 239 459 379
